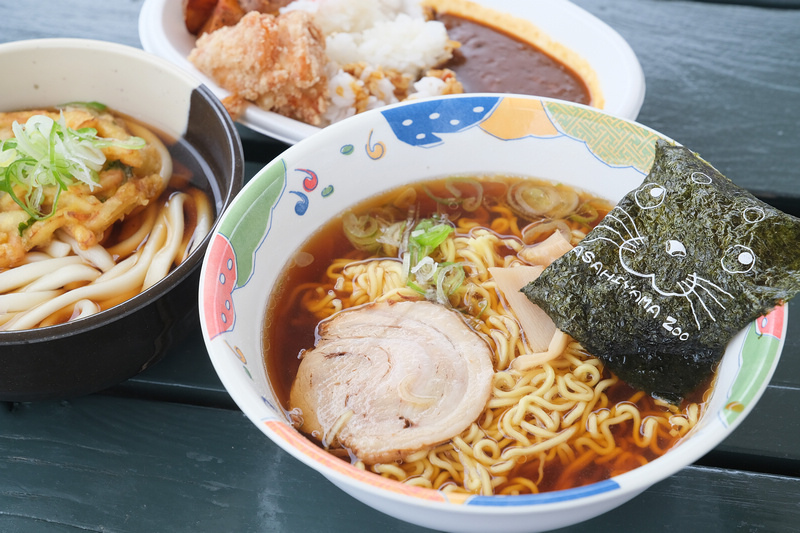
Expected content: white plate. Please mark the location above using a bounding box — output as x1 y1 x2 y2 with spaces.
139 0 645 144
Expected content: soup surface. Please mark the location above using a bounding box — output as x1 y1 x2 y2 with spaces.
265 175 706 496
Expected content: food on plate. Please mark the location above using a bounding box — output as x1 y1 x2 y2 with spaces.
184 0 599 126
184 0 232 34
188 10 329 125
0 103 213 330
523 140 800 404
184 0 293 35
266 175 705 496
437 13 590 105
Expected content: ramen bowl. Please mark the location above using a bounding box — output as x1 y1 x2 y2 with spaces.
0 38 243 401
199 94 784 532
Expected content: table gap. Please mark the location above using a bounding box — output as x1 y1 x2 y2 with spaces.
698 449 800 478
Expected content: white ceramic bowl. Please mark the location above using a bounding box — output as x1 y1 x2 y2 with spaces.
199 94 784 532
0 38 243 400
139 0 645 144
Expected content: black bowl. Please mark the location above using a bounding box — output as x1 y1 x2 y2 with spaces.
0 39 244 401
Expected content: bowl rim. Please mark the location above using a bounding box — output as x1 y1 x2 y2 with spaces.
139 0 647 144
0 37 204 89
0 37 244 343
200 92 786 514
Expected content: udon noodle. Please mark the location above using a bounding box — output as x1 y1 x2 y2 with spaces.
0 105 213 330
270 176 706 496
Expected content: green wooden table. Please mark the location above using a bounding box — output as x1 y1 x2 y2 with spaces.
1 1 799 531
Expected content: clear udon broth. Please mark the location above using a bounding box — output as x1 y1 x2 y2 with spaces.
264 175 708 496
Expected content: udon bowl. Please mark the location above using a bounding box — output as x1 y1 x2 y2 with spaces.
0 38 243 401
199 94 785 532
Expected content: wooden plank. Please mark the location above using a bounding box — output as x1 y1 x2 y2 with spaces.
0 397 426 533
763 299 800 390
710 386 800 471
696 0 800 7
570 0 800 197
0 0 143 48
559 466 800 533
1 396 799 533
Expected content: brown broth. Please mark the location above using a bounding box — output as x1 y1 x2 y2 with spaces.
504 374 706 493
265 175 607 409
263 175 706 495
264 216 358 407
437 14 592 105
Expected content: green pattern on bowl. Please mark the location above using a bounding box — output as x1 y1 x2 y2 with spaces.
545 101 660 173
218 160 287 288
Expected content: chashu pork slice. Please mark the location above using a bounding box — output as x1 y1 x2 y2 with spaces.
290 299 494 465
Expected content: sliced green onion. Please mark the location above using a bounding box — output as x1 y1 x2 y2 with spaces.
409 218 453 252
342 211 381 252
343 212 408 255
448 178 483 211
435 262 465 305
375 220 406 256
60 101 108 112
507 181 579 220
422 177 484 212
400 216 467 306
406 279 428 296
0 111 145 227
405 218 451 277
568 202 599 224
422 183 458 208
521 219 572 245
410 256 437 283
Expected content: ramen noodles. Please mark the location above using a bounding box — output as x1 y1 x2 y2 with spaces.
265 175 706 496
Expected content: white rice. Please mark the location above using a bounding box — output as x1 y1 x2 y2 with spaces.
406 75 450 100
324 68 360 124
324 13 451 78
321 64 402 125
282 0 455 124
283 0 426 35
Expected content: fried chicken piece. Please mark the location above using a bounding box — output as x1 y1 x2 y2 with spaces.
183 0 292 35
188 10 328 125
198 0 246 36
183 0 219 34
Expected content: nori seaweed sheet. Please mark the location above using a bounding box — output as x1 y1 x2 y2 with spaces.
522 140 800 404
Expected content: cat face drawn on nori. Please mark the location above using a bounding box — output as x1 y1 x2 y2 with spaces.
585 184 756 331
522 140 800 404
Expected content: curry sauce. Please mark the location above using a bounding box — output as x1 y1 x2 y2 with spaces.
438 13 591 105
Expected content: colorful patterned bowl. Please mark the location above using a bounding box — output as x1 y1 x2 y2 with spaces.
199 94 784 532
